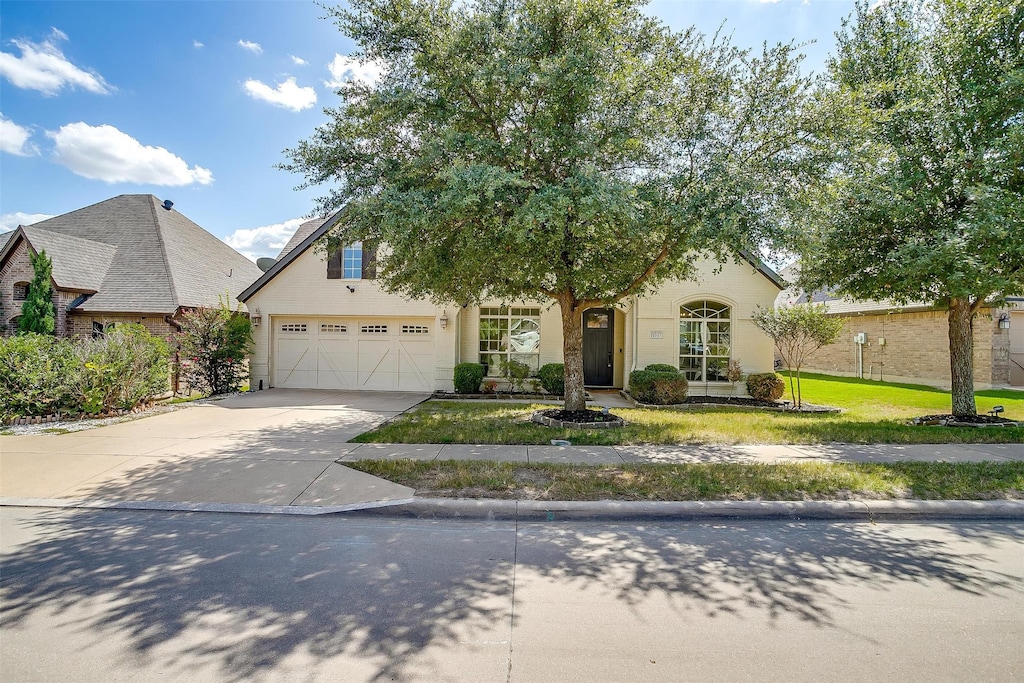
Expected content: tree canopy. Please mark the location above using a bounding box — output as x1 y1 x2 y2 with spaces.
285 0 829 409
798 0 1024 415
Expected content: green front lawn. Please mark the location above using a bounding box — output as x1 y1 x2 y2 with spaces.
352 373 1024 445
346 460 1024 500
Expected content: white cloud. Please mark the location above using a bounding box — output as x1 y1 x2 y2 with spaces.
325 54 384 88
758 0 783 3
48 122 214 186
193 40 204 48
238 40 263 54
0 113 37 156
0 212 56 232
0 28 111 96
290 55 308 66
244 77 317 112
223 217 305 260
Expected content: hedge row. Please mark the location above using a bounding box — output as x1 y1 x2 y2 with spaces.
0 326 170 420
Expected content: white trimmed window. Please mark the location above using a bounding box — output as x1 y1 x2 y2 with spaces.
679 300 731 382
479 306 541 375
343 242 362 279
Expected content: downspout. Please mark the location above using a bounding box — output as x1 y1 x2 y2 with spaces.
165 312 183 395
631 295 640 375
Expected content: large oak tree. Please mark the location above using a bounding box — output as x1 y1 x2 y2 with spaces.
284 0 828 410
799 0 1024 416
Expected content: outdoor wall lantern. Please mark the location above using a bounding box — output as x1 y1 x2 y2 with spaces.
251 308 261 327
998 313 1010 330
440 312 449 330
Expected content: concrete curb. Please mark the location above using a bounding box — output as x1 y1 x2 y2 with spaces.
4 496 1023 521
346 498 1024 522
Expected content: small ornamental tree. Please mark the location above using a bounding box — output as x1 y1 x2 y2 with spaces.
752 304 844 407
177 304 253 395
19 249 57 335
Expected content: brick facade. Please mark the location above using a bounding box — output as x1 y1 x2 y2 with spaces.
0 239 36 334
803 308 1011 389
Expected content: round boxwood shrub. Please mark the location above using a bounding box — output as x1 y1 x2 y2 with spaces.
644 363 679 373
453 362 485 394
629 368 688 405
537 363 565 395
746 372 785 401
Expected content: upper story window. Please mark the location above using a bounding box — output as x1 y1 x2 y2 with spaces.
13 282 29 301
679 300 731 382
327 240 376 280
343 242 362 279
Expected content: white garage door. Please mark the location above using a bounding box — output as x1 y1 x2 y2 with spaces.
273 317 435 391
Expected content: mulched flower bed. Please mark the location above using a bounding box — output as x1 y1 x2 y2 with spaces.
532 408 625 429
910 414 1021 428
680 396 782 408
621 391 841 414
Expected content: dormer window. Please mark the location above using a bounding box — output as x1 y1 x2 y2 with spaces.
327 241 376 280
13 282 29 301
343 241 363 279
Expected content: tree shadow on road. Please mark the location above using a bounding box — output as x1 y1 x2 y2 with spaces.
2 509 1022 681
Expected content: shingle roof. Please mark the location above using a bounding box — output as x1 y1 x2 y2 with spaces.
277 218 324 260
21 195 263 314
19 226 117 292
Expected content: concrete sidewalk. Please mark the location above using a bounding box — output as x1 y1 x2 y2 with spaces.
1 388 1022 518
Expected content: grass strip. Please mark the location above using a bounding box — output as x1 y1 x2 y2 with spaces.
345 460 1024 501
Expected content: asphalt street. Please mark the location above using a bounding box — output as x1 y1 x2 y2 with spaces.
1 507 1022 682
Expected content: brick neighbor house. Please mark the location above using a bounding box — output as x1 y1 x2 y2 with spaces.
0 194 263 339
775 269 1023 389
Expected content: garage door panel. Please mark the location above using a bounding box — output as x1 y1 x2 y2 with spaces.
275 325 316 388
358 341 398 389
398 339 434 391
274 317 434 391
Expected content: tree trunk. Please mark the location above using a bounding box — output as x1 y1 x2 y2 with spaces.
559 297 587 412
947 298 977 417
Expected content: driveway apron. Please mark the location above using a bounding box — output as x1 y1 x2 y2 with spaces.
0 390 427 511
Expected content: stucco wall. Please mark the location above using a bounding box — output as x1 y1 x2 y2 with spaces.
802 308 1008 389
244 245 453 391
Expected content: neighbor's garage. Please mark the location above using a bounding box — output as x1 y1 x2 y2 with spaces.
273 317 435 391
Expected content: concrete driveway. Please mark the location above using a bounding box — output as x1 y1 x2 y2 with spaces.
0 390 429 511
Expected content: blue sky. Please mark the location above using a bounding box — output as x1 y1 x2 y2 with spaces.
1 0 855 260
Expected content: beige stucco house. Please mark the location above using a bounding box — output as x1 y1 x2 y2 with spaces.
239 214 785 394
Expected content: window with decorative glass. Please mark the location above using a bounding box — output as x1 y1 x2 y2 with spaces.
679 300 731 382
479 306 541 376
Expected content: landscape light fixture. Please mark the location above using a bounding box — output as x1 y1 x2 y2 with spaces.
346 285 356 293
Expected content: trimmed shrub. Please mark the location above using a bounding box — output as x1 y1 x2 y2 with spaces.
74 324 170 413
537 363 565 395
0 333 77 419
746 372 785 401
644 363 679 373
453 362 485 394
629 368 688 405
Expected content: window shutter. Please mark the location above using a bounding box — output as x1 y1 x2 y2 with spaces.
327 250 342 279
362 242 377 279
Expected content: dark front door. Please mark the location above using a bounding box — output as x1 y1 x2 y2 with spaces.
583 308 614 386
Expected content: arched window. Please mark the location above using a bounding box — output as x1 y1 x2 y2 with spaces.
679 300 731 382
13 281 29 301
